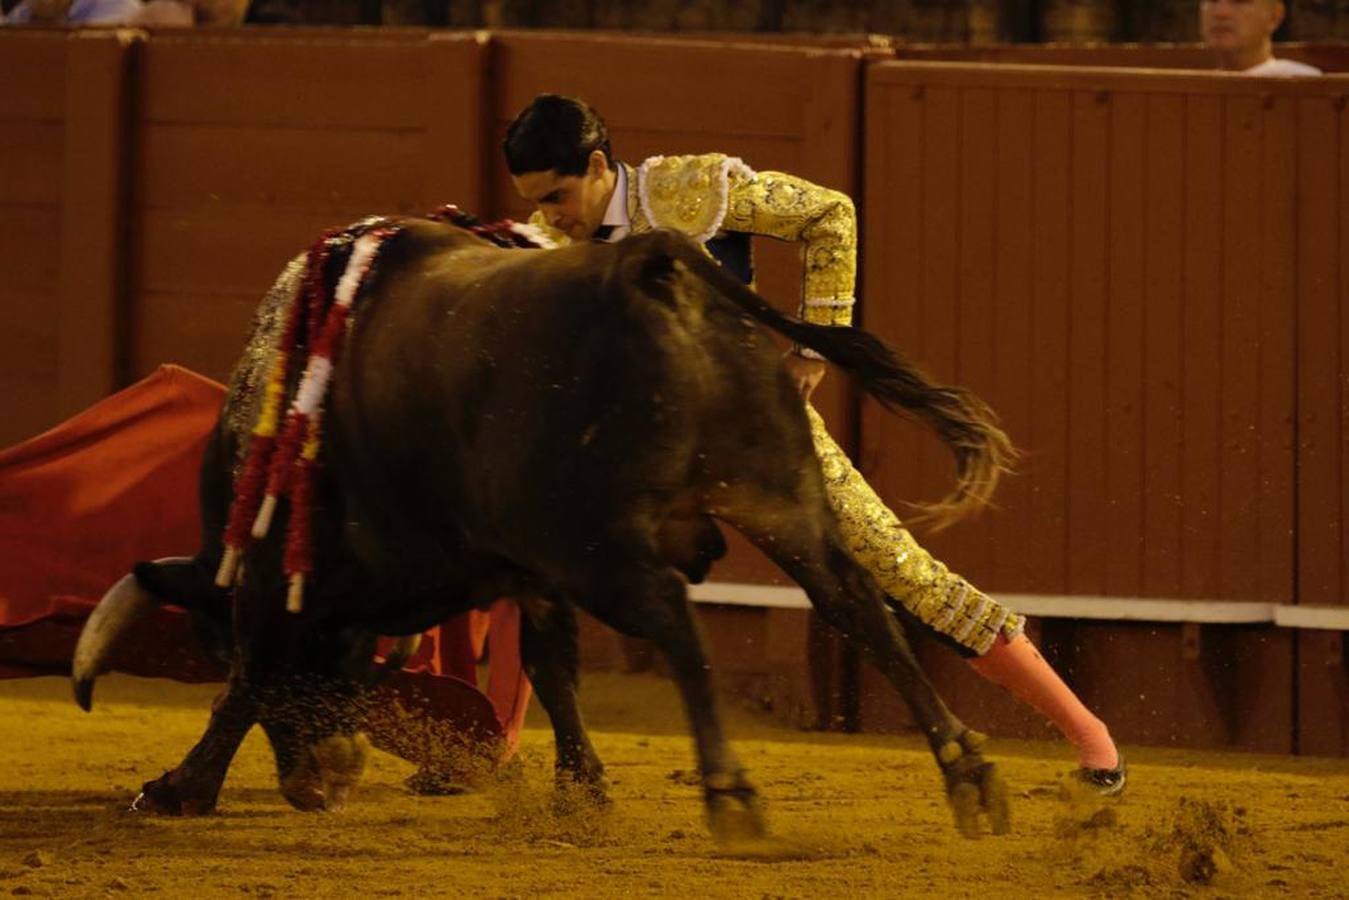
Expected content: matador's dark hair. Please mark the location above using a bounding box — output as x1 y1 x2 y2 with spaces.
503 93 613 177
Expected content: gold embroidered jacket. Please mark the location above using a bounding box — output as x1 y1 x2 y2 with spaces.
528 153 857 328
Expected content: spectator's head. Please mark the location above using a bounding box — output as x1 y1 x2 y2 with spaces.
504 94 616 241
1200 0 1285 71
22 0 73 21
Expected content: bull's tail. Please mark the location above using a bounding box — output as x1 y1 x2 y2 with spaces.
656 232 1017 529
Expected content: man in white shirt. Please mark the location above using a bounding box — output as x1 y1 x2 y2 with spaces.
1200 0 1322 76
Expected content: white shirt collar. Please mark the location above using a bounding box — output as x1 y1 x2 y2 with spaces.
599 163 630 241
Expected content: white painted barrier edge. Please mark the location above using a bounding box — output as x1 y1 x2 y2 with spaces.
686 582 1349 630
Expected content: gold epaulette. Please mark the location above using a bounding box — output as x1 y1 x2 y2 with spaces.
635 153 757 243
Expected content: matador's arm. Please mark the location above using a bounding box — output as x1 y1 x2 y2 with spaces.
720 169 857 329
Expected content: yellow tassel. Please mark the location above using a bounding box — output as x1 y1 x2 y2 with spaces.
214 546 239 588
300 416 321 462
251 494 278 539
253 359 289 438
287 573 304 614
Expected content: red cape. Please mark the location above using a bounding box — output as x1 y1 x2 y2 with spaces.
0 366 529 749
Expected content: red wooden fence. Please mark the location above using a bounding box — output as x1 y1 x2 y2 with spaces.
860 62 1349 752
125 29 488 383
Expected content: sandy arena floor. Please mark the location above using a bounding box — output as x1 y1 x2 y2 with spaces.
1 670 1347 898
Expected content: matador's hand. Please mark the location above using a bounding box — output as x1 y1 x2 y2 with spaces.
783 354 827 399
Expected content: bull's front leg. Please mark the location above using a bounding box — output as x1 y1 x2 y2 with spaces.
258 683 371 813
132 681 257 815
251 628 380 812
584 566 764 844
517 597 609 809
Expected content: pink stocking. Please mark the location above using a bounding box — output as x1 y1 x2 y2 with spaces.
968 632 1118 769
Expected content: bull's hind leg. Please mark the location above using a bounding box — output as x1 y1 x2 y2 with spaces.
517 598 610 809
727 508 1010 838
574 554 763 843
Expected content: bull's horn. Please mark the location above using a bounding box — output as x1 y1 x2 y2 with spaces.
71 557 191 711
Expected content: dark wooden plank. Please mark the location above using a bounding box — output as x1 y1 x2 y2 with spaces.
0 284 61 447
953 87 998 585
58 30 132 412
1295 97 1344 606
130 289 265 382
494 34 821 140
798 52 863 194
1180 94 1224 600
134 208 388 296
1219 95 1264 601
138 33 443 129
867 61 1349 99
1066 89 1110 596
904 85 966 569
136 124 430 213
894 42 1349 74
1296 632 1348 756
0 289 60 374
0 206 59 292
0 32 67 121
0 377 63 450
1341 97 1349 607
860 81 932 541
1141 93 1186 599
987 88 1037 591
0 121 63 206
423 32 489 217
1071 622 1293 752
1257 97 1298 605
1104 90 1147 597
1026 89 1072 595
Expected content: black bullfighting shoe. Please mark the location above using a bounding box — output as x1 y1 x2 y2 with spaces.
1074 753 1128 798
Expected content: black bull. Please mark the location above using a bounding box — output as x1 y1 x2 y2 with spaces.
72 219 1016 840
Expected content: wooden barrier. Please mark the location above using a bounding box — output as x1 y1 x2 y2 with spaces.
860 61 1349 752
0 30 137 448
125 28 488 383
897 41 1349 73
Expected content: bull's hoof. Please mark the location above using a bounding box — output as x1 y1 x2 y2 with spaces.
939 730 1011 839
279 767 328 812
280 733 369 812
130 774 218 816
552 772 612 816
704 772 766 846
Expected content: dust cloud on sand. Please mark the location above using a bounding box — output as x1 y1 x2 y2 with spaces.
1 671 1346 897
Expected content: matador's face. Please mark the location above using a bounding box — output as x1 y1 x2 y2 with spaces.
511 150 615 242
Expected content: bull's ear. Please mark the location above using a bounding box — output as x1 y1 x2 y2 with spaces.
616 234 682 307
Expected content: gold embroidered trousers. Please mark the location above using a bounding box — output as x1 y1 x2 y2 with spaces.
806 404 1024 655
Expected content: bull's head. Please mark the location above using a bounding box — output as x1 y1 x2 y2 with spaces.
72 558 428 813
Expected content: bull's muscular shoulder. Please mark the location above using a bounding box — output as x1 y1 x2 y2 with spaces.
635 153 756 243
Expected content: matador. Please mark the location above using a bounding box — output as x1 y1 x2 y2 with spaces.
504 94 1126 796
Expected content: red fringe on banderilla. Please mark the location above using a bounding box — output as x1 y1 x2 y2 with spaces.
215 224 398 614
